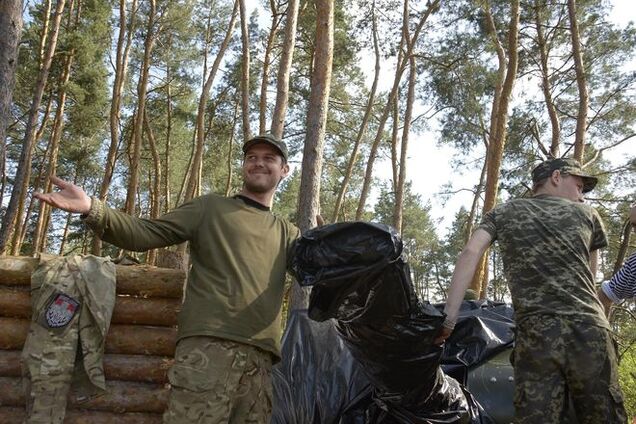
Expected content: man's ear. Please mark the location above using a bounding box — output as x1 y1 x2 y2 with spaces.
550 169 562 186
281 163 290 178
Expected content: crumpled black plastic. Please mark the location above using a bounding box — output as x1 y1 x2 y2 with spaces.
278 221 495 423
441 300 515 371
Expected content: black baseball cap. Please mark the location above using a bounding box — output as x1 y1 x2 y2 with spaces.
531 158 598 193
242 134 288 162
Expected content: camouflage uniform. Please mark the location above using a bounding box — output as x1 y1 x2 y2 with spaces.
478 194 627 424
21 255 116 424
163 336 272 423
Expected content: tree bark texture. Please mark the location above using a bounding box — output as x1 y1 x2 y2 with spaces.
290 0 334 311
270 0 300 138
258 1 280 134
534 2 561 157
124 0 157 215
0 0 24 191
0 0 67 255
567 0 588 162
470 0 520 296
393 55 417 234
92 0 138 255
33 40 76 253
238 0 251 141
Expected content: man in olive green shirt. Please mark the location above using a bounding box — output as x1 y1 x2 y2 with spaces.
35 134 300 423
435 158 627 423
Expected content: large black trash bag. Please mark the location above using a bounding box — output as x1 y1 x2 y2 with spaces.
290 222 494 424
271 310 371 424
440 300 515 372
292 222 413 323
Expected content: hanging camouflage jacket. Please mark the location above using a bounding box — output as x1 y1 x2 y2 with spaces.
21 255 116 424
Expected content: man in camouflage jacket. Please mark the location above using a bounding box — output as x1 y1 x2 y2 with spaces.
436 158 627 423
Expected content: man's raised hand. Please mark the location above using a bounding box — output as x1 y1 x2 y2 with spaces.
33 176 92 215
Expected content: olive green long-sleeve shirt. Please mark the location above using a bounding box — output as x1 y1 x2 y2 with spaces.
84 194 299 359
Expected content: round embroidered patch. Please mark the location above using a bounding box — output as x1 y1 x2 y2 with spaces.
45 293 80 328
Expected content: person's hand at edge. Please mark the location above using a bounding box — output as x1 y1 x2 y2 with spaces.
433 317 455 345
33 176 92 215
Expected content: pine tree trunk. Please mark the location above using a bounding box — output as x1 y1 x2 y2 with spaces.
238 0 251 141
225 101 240 197
534 1 561 157
356 0 440 220
613 219 632 274
270 0 299 139
0 0 67 255
393 55 416 234
471 0 520 296
124 0 157 215
390 97 399 195
0 0 24 197
143 111 162 265
33 26 76 253
164 65 172 212
258 1 281 134
92 0 137 255
331 0 380 222
289 0 334 312
464 157 487 243
184 0 238 202
567 0 588 162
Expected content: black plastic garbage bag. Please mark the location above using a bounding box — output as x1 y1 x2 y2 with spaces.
292 222 414 323
441 300 515 371
271 311 371 424
270 311 490 424
287 221 494 424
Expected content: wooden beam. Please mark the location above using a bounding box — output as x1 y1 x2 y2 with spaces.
0 407 164 424
0 286 180 326
0 350 172 384
0 318 176 356
0 376 168 413
0 256 185 299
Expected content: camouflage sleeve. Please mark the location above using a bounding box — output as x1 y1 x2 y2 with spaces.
83 197 204 251
476 208 498 241
590 207 608 251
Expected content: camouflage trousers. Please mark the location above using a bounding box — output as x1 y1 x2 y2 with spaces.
512 315 626 424
163 336 273 424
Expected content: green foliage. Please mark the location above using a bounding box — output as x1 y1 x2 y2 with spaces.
373 181 440 300
616 310 636 419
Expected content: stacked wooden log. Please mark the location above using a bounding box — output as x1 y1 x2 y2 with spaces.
0 256 186 423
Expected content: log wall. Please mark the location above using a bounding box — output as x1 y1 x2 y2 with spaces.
0 256 186 422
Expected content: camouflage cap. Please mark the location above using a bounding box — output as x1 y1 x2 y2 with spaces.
242 134 288 162
531 157 598 193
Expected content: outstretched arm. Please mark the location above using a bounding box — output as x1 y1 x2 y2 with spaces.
33 176 91 214
434 229 493 344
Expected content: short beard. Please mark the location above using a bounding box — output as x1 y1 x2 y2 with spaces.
243 180 276 194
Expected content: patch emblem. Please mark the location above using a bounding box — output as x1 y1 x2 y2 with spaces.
44 293 79 328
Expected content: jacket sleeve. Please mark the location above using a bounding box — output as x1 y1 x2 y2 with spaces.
83 197 203 251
